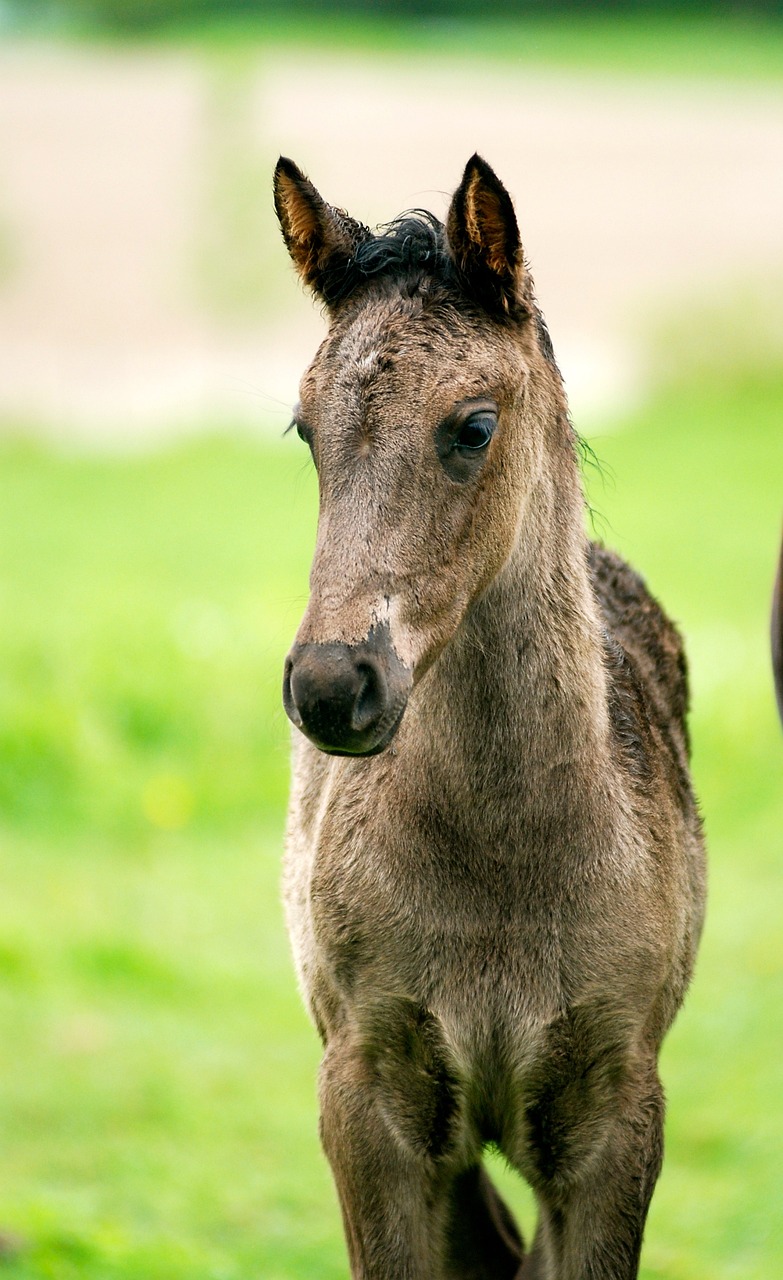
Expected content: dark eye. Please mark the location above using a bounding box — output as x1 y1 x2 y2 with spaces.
454 413 495 452
286 402 314 449
294 420 314 448
435 398 498 483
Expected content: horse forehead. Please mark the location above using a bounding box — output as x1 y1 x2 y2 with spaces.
330 295 452 385
311 292 502 431
335 307 401 367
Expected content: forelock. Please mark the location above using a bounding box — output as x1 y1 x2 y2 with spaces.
318 211 454 307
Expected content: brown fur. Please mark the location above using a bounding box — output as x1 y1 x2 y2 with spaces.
275 154 706 1279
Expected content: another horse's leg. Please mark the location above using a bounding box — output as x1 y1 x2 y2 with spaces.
442 1164 525 1280
526 1059 665 1280
319 1037 459 1279
772 525 783 724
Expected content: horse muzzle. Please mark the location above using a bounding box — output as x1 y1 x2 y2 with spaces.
283 624 413 756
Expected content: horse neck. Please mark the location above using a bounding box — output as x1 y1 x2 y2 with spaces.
412 452 613 824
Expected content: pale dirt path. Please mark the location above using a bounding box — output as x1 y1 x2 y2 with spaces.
0 43 782 446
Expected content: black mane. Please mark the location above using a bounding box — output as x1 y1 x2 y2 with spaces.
319 211 454 307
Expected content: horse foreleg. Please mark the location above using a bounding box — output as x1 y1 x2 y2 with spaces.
318 1038 460 1280
442 1164 525 1280
530 1061 665 1280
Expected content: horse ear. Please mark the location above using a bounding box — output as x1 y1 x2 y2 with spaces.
273 157 366 302
446 154 526 315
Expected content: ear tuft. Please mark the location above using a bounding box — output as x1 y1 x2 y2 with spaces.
273 157 367 303
446 154 526 316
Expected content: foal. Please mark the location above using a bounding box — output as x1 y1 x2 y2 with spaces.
276 154 706 1280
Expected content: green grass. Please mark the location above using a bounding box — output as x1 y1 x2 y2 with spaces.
0 351 781 1278
52 11 783 84
0 437 317 839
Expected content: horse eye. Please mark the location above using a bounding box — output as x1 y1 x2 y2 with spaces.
296 420 313 447
455 413 495 452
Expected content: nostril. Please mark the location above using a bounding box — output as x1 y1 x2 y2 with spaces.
283 636 410 755
282 656 302 727
350 661 387 734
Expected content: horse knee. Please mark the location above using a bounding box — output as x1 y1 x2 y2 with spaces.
516 1012 663 1202
522 1067 666 1280
320 1001 465 1165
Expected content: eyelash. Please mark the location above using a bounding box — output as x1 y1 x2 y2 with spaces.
285 416 313 447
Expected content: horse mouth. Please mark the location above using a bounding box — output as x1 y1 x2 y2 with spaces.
303 696 409 758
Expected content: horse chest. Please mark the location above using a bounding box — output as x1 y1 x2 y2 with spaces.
302 785 639 1047
287 743 668 1121
304 821 648 1163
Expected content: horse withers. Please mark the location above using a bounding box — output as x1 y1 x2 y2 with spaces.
275 154 706 1280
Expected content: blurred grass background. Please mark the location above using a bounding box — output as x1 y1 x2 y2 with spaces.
0 6 782 1279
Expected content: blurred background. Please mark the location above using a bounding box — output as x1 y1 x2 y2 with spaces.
0 2 781 1278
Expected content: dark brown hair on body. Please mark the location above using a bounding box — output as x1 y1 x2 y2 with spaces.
276 153 707 1280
